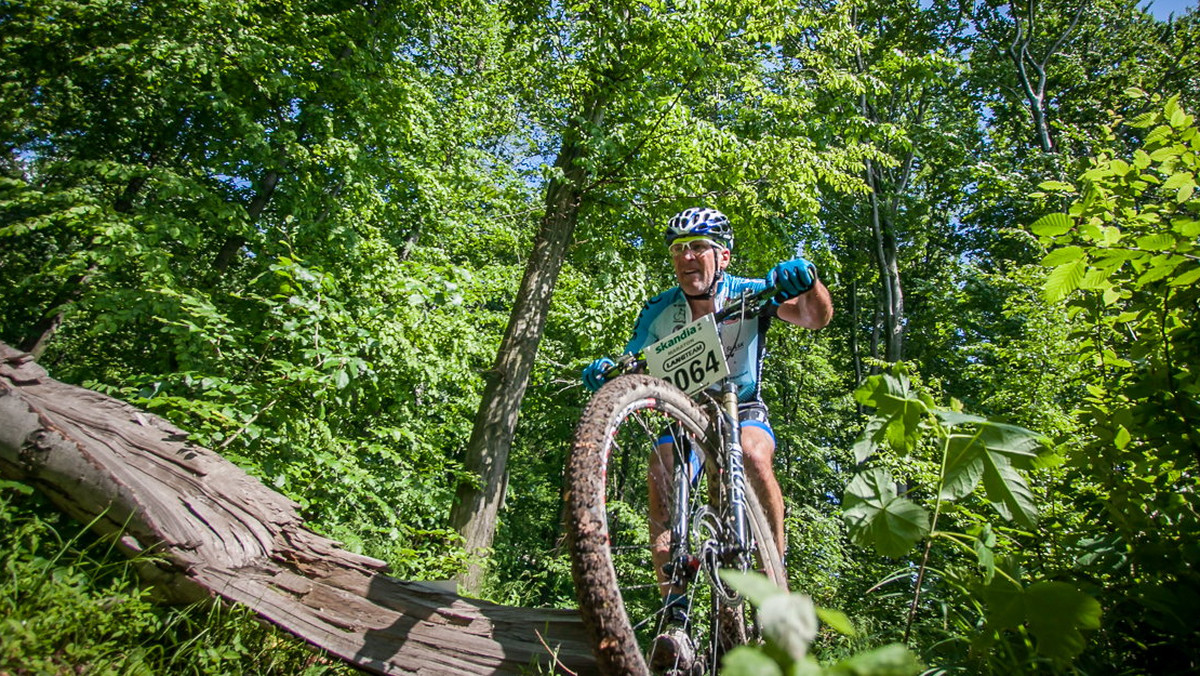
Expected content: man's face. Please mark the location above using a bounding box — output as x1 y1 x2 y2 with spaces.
670 238 730 296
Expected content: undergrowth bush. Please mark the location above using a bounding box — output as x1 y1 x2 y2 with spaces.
0 482 354 675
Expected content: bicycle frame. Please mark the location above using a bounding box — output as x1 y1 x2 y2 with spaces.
664 380 754 607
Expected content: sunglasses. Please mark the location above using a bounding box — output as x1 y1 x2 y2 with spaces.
669 240 717 257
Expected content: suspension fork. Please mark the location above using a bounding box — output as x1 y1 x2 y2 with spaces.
669 426 692 567
721 382 750 553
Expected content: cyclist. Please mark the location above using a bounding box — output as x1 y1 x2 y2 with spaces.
581 206 832 673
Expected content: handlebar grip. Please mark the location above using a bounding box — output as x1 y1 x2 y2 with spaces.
712 284 783 323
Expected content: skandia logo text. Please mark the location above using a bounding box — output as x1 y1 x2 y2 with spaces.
654 325 699 354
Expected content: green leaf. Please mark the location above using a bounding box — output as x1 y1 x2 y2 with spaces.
1029 213 1072 237
941 437 985 501
983 576 1026 629
1177 183 1195 203
1169 106 1191 129
982 461 1038 527
851 417 885 464
1113 425 1131 450
758 593 818 661
1175 218 1200 238
853 372 929 454
1043 259 1087 302
825 643 922 676
816 607 857 636
940 421 1046 506
1077 267 1112 290
721 646 784 676
972 524 997 582
1137 258 1180 285
843 467 930 557
1169 266 1200 286
1026 582 1102 660
720 569 787 607
1162 171 1194 191
1036 181 1075 193
934 411 987 428
1040 246 1084 267
1164 94 1182 122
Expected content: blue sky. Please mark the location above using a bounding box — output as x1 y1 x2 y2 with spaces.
1142 0 1197 21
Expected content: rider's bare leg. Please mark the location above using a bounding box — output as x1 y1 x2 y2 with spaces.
741 425 786 558
648 442 678 595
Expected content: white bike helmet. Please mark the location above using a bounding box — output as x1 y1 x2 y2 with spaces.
665 207 733 251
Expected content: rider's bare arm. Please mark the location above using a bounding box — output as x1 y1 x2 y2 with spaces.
774 280 833 330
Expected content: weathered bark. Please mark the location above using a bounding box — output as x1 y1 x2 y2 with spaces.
449 98 603 594
0 342 596 676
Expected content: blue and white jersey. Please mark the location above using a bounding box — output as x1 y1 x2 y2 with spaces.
624 274 775 403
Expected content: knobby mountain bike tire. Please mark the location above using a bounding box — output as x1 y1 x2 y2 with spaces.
565 374 786 676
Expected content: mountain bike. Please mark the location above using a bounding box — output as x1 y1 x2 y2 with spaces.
565 287 787 676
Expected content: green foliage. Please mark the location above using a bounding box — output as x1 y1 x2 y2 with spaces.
0 486 350 675
845 367 1100 669
978 578 1102 662
842 467 930 558
1029 93 1200 671
719 570 921 676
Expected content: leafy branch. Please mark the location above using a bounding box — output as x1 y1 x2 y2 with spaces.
842 366 1100 662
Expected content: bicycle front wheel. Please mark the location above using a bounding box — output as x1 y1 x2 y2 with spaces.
565 375 784 676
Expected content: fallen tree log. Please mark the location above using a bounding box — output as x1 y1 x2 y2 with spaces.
0 342 597 675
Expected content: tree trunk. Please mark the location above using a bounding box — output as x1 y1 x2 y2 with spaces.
450 99 602 594
849 278 863 387
214 169 280 272
865 159 905 362
1002 1 1084 155
0 342 596 675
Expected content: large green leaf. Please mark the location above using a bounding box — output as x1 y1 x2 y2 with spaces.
982 576 1026 629
940 436 986 501
981 458 1039 527
843 467 930 557
825 643 923 676
720 646 784 676
1025 582 1102 660
852 372 930 456
1029 212 1073 236
851 416 886 464
984 578 1101 660
721 569 787 607
940 421 1048 514
1041 245 1084 267
1043 258 1087 302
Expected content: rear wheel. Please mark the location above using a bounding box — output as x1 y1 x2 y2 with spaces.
566 375 786 676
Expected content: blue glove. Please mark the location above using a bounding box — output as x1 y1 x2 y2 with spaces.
582 357 615 392
767 258 817 303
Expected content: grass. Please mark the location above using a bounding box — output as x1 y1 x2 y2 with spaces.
0 481 356 675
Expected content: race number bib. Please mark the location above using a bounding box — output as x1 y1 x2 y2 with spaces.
644 314 729 396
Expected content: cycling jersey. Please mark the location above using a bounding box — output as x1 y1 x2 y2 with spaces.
624 273 776 404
